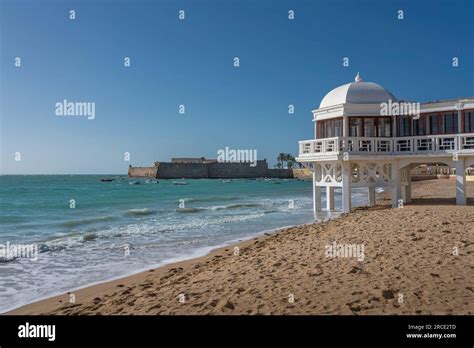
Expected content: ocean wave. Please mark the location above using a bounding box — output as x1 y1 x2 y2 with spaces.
0 254 16 263
263 210 278 214
209 203 260 210
37 243 67 253
175 208 204 213
162 212 267 230
61 216 119 228
178 196 239 203
83 233 97 241
125 208 156 216
104 212 269 238
11 207 283 256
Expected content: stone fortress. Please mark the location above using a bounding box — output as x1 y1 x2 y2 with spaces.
128 158 311 179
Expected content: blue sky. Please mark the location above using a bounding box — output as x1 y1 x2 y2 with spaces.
1 0 473 174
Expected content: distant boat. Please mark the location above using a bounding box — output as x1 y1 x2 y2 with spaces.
173 181 188 185
101 178 115 182
129 181 141 185
145 179 159 184
222 179 232 183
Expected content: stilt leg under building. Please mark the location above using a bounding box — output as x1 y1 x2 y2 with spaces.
368 187 376 207
342 163 351 213
326 187 335 211
456 158 467 205
313 171 322 215
404 171 412 203
391 162 401 208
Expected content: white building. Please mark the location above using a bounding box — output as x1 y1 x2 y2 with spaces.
296 73 474 214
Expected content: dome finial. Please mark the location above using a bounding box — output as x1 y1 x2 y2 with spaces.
355 72 362 82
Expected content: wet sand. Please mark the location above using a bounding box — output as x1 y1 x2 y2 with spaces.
8 178 474 315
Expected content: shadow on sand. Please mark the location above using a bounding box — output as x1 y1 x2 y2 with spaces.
409 197 474 206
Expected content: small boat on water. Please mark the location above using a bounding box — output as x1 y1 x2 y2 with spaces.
222 179 232 183
101 178 115 182
145 179 159 184
129 181 141 185
173 181 189 185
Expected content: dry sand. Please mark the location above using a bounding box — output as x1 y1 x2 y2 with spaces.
8 178 474 315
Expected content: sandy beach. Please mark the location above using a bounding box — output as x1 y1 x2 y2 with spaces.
8 178 474 315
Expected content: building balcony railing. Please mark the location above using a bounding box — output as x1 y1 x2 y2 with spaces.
298 133 474 158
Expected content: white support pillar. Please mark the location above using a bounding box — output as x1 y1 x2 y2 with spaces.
343 116 349 137
342 162 351 213
404 169 412 203
457 109 463 134
326 186 335 211
368 187 376 207
455 158 466 205
313 171 322 215
392 116 397 137
391 161 402 208
400 167 412 204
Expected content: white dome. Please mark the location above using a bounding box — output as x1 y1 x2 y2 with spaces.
319 73 397 108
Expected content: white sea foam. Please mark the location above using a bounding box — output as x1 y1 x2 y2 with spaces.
126 208 157 216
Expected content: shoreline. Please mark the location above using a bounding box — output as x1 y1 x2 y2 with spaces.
8 179 474 315
7 222 321 315
4 220 321 315
0 176 319 314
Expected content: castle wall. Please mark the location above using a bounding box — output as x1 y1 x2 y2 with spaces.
267 169 294 178
156 163 209 179
291 168 312 180
128 160 301 179
207 161 268 178
127 166 158 178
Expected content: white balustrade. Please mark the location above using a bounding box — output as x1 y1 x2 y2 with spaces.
461 135 474 150
298 133 474 158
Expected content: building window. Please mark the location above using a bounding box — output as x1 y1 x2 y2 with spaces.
463 111 474 133
427 114 438 135
443 112 457 134
349 117 391 137
438 114 445 134
333 119 342 136
398 116 411 137
349 118 361 137
377 118 392 137
318 118 342 138
425 112 459 135
324 121 332 137
364 118 375 137
413 115 426 136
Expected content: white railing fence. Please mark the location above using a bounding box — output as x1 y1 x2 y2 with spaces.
299 134 474 157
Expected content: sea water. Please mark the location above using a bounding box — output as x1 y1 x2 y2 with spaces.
0 175 369 312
